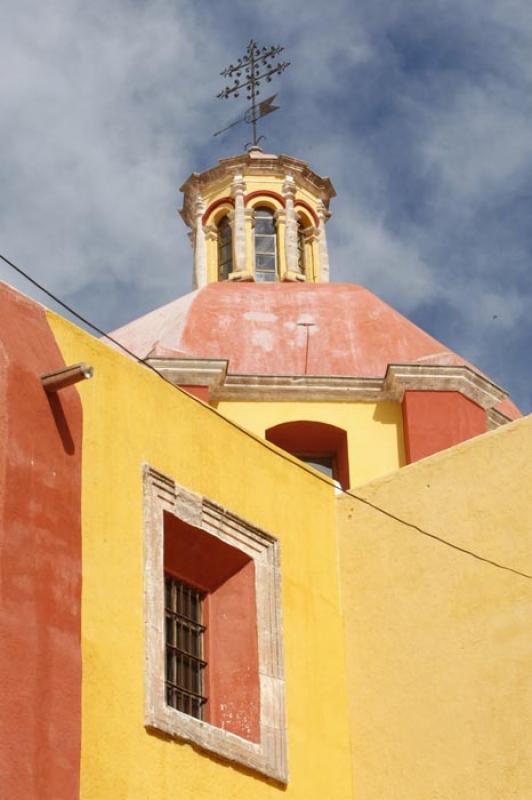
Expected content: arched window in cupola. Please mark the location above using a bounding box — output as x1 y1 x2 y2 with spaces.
254 207 277 282
217 215 233 281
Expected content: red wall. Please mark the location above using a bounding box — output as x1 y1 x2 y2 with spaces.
179 384 210 403
0 286 82 799
402 390 487 463
207 561 260 742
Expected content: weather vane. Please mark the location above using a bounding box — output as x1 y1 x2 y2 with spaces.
214 40 290 149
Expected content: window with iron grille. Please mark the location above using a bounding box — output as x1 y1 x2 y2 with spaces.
165 576 207 720
145 468 287 782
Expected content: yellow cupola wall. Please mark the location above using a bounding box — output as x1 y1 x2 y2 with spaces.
179 148 336 287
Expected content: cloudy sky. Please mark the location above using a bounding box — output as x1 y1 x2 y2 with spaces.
1 0 531 411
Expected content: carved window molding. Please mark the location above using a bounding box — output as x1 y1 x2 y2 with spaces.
143 466 288 783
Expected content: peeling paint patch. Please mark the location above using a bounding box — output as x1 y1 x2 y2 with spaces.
296 314 315 325
244 311 278 322
251 329 275 352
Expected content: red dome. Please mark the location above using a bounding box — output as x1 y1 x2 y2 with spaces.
109 282 519 419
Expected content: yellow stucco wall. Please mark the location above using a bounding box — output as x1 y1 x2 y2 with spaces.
47 311 354 800
338 414 532 799
217 400 405 487
202 174 320 218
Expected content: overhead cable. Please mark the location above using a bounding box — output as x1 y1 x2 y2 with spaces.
1 250 530 581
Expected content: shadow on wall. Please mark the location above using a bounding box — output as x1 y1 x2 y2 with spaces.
372 402 406 467
47 392 77 455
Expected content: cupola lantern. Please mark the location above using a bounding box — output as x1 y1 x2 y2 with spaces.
179 149 336 288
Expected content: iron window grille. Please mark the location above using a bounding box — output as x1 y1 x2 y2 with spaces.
165 576 207 720
254 207 277 281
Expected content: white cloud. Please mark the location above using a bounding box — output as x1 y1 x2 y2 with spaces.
330 205 438 309
0 0 223 298
422 80 532 203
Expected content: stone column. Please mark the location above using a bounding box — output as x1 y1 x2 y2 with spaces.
282 175 299 276
273 207 286 279
193 197 207 289
203 223 218 282
230 174 247 275
316 200 331 283
302 225 319 282
244 207 256 275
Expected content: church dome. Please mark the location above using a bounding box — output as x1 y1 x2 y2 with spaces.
109 281 519 420
107 149 520 425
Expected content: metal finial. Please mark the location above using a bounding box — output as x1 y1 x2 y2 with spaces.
214 40 290 147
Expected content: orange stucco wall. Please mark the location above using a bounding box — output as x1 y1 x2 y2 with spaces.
207 561 259 742
0 286 82 799
402 390 487 463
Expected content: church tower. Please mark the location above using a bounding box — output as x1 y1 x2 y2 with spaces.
180 148 335 287
110 148 519 490
1 34 529 800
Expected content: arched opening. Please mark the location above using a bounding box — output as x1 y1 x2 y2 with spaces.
254 207 277 282
265 420 350 489
217 215 233 281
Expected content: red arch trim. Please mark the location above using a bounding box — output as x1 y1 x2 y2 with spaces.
202 196 234 226
244 190 285 208
266 420 350 490
204 193 319 226
295 200 319 227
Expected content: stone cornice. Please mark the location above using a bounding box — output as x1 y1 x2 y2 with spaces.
220 374 384 402
383 363 507 410
145 358 228 395
145 358 511 423
486 407 513 430
180 152 335 228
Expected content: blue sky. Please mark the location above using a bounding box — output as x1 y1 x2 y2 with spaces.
1 0 531 411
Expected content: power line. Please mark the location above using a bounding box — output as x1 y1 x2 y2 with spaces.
0 252 177 386
343 491 532 580
1 250 530 581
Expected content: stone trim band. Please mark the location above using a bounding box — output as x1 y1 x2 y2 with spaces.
144 358 511 428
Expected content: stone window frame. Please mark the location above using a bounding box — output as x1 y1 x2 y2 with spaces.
143 465 288 783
